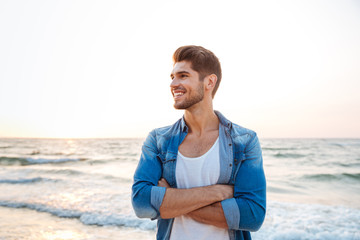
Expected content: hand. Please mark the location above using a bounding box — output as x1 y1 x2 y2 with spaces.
158 178 171 188
214 184 234 200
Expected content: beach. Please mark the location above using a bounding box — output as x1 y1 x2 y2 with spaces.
0 138 359 239
0 206 155 240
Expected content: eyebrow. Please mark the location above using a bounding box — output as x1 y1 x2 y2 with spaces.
170 71 191 78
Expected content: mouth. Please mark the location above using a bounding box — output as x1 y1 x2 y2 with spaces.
172 89 186 100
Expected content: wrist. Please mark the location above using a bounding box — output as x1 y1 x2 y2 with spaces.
208 184 227 201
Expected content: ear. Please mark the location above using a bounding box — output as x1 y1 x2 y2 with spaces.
205 74 218 91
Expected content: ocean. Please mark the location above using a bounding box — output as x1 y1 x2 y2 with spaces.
0 138 359 240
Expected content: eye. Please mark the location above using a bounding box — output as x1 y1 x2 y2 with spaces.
181 74 188 78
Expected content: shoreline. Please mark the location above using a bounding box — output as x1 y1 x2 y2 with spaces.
0 206 156 240
1 199 359 240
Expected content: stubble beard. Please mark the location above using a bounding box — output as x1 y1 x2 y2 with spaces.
173 84 204 110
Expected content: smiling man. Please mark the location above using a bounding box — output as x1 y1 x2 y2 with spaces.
132 45 266 240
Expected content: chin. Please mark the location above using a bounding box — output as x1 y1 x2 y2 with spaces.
173 104 185 110
173 102 187 110
174 103 194 110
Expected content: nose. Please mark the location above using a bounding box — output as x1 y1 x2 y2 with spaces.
170 77 179 88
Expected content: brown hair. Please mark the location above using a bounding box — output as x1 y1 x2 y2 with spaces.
173 45 222 98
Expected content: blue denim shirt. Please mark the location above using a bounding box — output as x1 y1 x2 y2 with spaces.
132 111 266 240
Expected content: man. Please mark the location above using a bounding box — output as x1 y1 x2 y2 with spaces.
132 45 266 240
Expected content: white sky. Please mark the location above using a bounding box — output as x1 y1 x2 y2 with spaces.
0 0 359 138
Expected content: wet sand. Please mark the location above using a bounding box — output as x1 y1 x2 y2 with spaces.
0 206 156 240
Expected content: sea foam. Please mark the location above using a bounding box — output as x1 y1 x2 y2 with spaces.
0 156 81 165
252 201 360 240
0 199 359 239
0 177 57 184
0 200 156 230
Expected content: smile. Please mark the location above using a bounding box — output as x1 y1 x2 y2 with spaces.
174 92 184 97
172 89 186 100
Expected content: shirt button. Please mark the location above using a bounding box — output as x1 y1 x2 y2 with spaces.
229 164 232 167
229 143 232 146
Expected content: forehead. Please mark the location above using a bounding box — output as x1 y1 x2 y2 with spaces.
171 61 197 75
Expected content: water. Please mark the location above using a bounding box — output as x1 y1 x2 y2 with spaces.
0 138 359 239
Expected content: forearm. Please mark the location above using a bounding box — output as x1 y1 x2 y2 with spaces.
187 202 228 229
159 185 231 219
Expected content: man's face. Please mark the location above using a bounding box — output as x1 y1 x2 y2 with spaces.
170 61 204 110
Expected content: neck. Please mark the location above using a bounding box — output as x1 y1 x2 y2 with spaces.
184 105 219 136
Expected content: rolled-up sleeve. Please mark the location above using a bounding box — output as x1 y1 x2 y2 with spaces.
131 130 166 220
221 198 240 229
222 132 266 231
151 186 167 211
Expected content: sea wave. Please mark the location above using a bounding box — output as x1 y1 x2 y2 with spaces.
0 177 57 184
262 147 297 151
252 201 360 240
0 201 155 230
329 142 346 148
29 150 40 155
0 201 83 218
26 168 132 183
337 162 360 168
273 153 306 158
0 157 84 166
29 151 78 156
80 212 155 230
0 146 12 149
267 186 303 194
1 200 359 239
302 172 360 182
26 157 83 164
41 169 83 175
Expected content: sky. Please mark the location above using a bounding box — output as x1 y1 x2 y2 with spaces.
0 0 359 138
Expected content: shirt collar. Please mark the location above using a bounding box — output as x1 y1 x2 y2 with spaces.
214 110 233 130
179 110 232 132
180 115 188 132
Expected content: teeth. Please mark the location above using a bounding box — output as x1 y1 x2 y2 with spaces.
174 92 184 97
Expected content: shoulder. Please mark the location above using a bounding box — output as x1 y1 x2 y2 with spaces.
149 119 181 139
216 110 259 151
144 119 182 149
229 122 259 153
230 122 257 139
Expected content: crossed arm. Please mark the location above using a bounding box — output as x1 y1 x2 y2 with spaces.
158 178 232 229
132 131 266 231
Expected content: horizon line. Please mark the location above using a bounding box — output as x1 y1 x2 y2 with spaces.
1 136 359 140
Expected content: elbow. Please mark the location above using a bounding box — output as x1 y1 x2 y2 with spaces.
248 208 266 232
134 209 154 219
235 204 266 232
131 183 167 220
133 209 146 219
131 198 146 218
232 197 267 232
132 196 158 219
131 183 160 219
132 201 158 219
249 221 264 232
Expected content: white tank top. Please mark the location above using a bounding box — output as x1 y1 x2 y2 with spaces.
170 137 230 240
